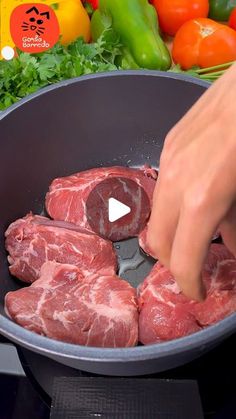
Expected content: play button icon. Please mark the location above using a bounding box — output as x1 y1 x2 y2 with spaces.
86 177 151 241
108 198 131 222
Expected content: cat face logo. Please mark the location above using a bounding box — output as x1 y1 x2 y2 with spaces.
21 6 50 36
10 3 60 54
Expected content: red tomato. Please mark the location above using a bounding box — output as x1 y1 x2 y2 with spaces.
152 0 209 36
172 18 236 70
229 8 236 31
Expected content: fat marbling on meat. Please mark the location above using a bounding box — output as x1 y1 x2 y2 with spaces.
138 244 236 344
5 213 117 283
45 166 157 241
5 261 138 347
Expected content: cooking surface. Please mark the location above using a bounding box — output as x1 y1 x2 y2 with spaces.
1 332 236 418
50 377 203 419
116 237 155 287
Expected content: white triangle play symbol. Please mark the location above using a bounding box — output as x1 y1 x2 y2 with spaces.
108 197 131 222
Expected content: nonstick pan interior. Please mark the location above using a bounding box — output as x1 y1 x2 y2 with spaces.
1 71 235 376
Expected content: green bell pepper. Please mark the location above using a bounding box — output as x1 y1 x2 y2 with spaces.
209 0 236 21
91 0 171 71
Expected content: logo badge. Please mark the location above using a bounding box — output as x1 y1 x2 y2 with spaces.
10 3 60 53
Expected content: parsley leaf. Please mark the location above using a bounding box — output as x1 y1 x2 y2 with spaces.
0 29 122 110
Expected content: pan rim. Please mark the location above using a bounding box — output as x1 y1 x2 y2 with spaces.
0 69 210 120
1 69 232 363
0 312 235 362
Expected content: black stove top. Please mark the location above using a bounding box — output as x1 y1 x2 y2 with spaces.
1 333 236 419
1 374 50 419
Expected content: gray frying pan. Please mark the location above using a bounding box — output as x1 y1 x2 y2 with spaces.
0 70 235 376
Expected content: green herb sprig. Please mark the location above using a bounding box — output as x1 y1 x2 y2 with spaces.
169 62 235 83
0 29 122 110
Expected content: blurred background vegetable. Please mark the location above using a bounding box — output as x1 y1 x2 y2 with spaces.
52 0 91 45
229 7 236 29
0 29 122 110
152 0 209 36
172 17 236 69
84 0 99 10
91 0 171 70
83 0 98 16
209 0 236 21
2 0 236 111
170 61 235 82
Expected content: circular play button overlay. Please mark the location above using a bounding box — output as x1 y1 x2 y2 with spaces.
86 177 151 241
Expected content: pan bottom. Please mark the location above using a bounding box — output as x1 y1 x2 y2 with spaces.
115 237 155 288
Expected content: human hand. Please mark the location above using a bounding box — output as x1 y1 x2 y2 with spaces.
147 63 236 301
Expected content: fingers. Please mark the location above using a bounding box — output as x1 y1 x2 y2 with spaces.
220 201 236 257
170 193 224 301
146 174 180 268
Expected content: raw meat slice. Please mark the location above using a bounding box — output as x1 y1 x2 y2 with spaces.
5 213 117 283
138 244 236 344
5 262 138 348
138 264 200 344
45 166 157 241
193 247 236 325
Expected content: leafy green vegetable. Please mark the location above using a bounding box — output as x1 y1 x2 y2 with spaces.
169 62 235 83
0 29 122 110
1 25 233 111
